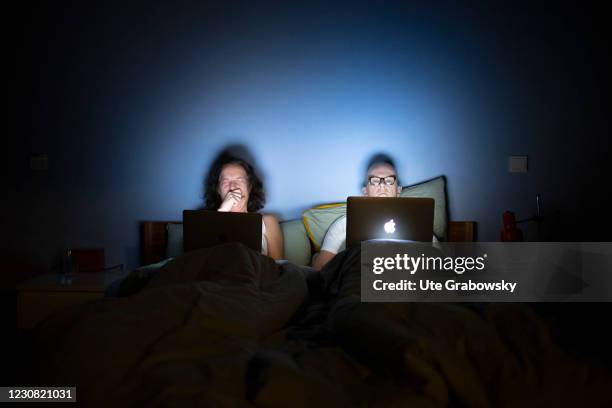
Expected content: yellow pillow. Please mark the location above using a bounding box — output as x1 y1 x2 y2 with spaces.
302 203 346 251
302 176 448 250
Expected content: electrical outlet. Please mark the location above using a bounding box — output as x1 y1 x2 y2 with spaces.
509 156 528 173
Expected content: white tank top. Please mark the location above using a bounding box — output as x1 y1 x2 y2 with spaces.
261 218 268 255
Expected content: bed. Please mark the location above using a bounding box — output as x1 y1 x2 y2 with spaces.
24 184 611 407
26 246 610 406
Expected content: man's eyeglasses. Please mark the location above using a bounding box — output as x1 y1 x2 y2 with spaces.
368 175 397 186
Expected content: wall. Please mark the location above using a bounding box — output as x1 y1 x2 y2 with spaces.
6 1 609 271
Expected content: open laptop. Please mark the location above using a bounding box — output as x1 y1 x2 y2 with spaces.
182 210 262 253
346 197 434 247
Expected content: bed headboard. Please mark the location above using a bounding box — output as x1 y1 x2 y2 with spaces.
140 221 178 266
140 220 476 267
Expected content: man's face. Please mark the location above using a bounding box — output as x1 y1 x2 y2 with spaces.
362 163 402 197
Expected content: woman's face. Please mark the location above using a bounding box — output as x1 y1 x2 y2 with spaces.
218 163 251 207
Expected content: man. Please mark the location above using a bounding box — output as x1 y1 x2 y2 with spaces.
312 154 404 270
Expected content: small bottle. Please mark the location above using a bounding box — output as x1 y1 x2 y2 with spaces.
61 249 76 284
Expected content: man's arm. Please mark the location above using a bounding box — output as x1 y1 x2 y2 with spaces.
312 250 336 270
312 215 346 270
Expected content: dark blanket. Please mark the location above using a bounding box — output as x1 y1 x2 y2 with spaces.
31 243 611 407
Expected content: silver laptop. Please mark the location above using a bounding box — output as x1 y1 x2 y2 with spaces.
182 210 262 253
346 197 434 248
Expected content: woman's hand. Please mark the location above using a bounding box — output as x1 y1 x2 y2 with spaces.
218 189 242 212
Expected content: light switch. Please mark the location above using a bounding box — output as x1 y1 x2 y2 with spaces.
509 156 528 173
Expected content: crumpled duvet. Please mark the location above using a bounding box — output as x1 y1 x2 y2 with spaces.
31 243 611 407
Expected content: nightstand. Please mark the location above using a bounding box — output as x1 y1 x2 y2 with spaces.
17 271 126 329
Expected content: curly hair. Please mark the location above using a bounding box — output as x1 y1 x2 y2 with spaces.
203 156 266 212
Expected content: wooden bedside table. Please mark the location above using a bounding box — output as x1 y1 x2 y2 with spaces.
17 271 126 329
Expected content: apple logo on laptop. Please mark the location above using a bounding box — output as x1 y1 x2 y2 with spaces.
384 219 396 234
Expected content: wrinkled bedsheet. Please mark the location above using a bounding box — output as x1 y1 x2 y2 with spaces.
31 243 611 407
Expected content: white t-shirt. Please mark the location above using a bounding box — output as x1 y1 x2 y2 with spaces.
319 215 439 254
320 215 348 254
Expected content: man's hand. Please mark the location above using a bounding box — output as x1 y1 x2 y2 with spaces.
218 189 242 212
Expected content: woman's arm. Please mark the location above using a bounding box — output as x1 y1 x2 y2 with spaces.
263 214 284 260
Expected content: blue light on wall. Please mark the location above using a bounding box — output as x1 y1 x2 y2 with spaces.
14 1 607 269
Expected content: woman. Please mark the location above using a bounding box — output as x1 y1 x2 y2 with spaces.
204 156 283 260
